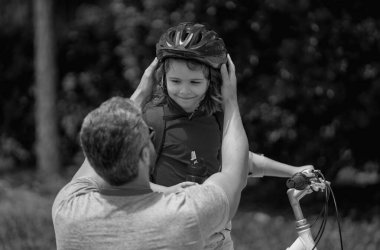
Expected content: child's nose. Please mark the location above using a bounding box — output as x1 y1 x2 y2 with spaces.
179 84 192 95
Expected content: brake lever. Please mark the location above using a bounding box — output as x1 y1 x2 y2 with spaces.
309 178 330 192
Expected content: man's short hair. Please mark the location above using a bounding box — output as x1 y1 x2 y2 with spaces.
79 97 148 186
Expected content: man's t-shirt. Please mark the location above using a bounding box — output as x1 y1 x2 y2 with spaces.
52 177 230 250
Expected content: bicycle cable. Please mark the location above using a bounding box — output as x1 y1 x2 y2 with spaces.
311 173 329 250
311 171 344 250
328 184 344 250
312 184 329 250
319 171 344 250
310 183 330 228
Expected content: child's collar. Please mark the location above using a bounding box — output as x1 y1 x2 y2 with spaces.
166 97 205 120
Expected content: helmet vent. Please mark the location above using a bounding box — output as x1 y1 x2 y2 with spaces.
192 33 202 45
181 32 189 43
179 32 193 47
168 30 176 42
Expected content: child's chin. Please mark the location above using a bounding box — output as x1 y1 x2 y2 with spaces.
176 101 196 111
181 105 196 113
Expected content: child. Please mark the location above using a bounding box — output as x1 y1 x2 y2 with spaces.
143 22 311 190
139 22 312 249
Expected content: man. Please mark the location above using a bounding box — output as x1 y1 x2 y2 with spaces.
52 56 249 249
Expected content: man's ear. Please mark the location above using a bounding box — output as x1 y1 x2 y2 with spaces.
140 146 151 166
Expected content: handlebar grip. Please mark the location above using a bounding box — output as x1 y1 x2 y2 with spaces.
286 172 311 190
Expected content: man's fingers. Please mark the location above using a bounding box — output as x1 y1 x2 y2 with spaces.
227 54 235 73
220 63 229 82
144 57 159 75
150 57 158 68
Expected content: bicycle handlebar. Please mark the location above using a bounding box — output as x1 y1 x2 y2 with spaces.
286 169 329 192
285 169 343 250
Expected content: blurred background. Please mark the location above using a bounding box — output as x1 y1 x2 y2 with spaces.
0 0 379 249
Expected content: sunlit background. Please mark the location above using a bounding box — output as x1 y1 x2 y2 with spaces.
1 0 379 249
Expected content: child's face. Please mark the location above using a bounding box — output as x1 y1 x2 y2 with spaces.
165 60 209 113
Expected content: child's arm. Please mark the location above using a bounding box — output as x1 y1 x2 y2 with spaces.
248 151 314 178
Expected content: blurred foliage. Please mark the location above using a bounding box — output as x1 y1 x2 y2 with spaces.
0 0 379 183
0 183 56 249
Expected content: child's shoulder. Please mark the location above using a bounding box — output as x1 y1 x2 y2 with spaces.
143 104 164 121
144 101 164 111
213 111 224 123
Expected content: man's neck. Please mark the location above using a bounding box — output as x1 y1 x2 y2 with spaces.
73 158 152 192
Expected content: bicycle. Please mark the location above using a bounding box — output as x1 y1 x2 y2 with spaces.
285 169 344 250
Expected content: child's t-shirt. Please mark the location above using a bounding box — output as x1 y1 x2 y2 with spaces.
144 99 223 186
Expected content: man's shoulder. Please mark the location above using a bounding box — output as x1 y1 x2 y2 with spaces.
52 177 99 215
176 184 230 238
60 177 99 196
152 184 229 232
171 184 229 218
184 184 228 205
158 184 227 212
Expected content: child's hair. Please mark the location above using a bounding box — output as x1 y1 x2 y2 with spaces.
152 58 223 115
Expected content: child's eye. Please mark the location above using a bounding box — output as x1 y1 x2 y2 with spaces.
191 81 202 85
170 79 180 83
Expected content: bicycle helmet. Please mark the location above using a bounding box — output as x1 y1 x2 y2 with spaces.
156 22 227 69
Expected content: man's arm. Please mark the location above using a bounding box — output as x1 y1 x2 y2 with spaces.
204 55 249 220
130 57 158 109
248 151 314 178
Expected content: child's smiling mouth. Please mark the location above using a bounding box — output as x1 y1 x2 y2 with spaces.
177 96 197 100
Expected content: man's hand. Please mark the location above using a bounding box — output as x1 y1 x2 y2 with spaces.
220 54 237 104
130 57 158 109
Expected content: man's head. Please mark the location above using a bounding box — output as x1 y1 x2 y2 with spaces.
80 97 156 186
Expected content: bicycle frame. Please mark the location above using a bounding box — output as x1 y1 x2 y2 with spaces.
286 187 317 250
